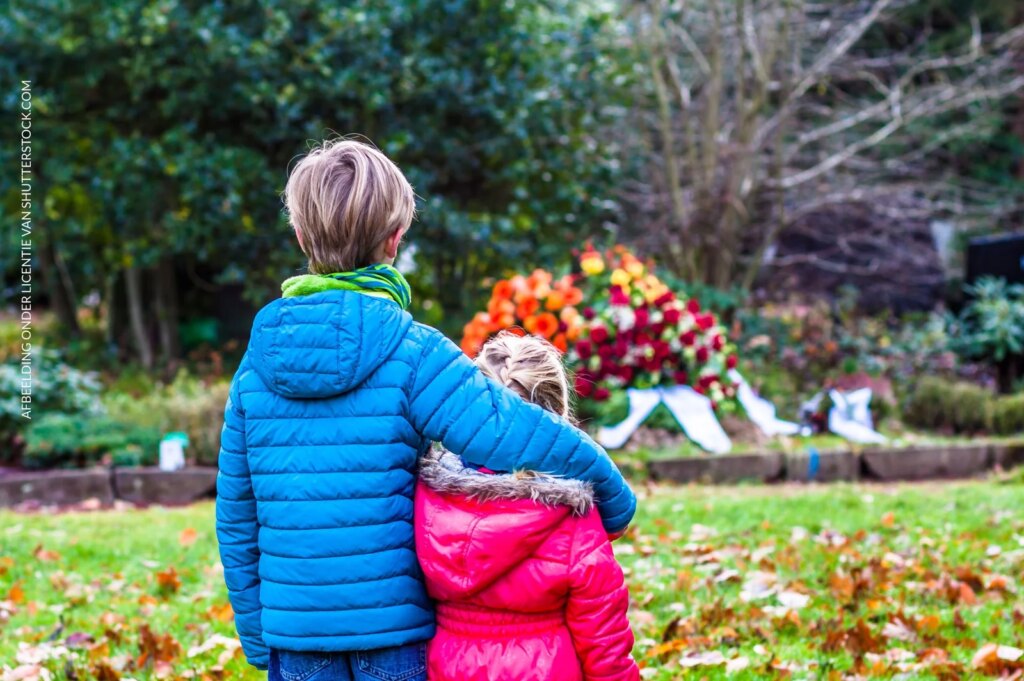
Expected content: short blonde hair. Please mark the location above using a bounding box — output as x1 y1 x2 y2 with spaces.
476 332 573 421
284 139 415 273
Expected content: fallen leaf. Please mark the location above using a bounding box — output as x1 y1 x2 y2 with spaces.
32 545 60 562
881 511 895 528
155 567 181 595
777 591 810 609
8 581 25 604
178 528 198 547
679 650 726 668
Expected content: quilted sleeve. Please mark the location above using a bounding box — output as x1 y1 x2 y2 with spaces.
407 329 636 533
214 375 268 670
566 513 639 681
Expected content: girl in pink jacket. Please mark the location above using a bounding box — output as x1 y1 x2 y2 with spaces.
415 332 639 681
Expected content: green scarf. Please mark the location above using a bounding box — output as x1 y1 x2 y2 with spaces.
281 264 412 310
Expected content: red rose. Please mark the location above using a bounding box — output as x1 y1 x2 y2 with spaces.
652 340 670 358
635 332 652 346
726 354 738 369
687 299 701 314
651 322 666 336
576 340 593 359
574 374 594 397
699 374 718 388
593 386 611 401
681 330 697 346
582 307 596 320
614 340 629 358
696 346 710 363
711 334 725 351
609 286 629 305
654 291 675 306
634 308 650 328
673 370 689 385
619 366 634 383
696 313 714 331
597 344 614 359
590 326 609 343
663 308 681 325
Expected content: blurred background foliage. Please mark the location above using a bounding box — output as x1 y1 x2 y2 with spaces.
0 0 1023 467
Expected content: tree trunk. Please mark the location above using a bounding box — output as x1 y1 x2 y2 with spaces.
124 265 154 368
155 258 180 366
37 236 81 337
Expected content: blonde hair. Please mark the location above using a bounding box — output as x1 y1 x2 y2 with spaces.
476 332 573 421
284 139 415 273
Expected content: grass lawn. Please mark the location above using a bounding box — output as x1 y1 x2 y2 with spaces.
2 480 1023 679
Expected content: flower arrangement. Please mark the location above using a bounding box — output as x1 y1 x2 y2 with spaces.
571 245 738 406
460 269 585 357
460 245 738 409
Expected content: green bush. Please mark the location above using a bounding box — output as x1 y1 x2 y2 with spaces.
904 376 993 434
992 393 1024 436
0 350 104 462
24 413 161 469
103 371 230 465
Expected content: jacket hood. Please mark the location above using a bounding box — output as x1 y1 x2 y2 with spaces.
247 290 413 399
416 449 594 598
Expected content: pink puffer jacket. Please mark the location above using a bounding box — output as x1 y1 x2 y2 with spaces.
415 449 639 681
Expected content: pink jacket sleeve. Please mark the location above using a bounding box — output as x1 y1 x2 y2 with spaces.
566 512 640 681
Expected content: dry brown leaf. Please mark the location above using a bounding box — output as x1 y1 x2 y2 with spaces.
155 567 182 595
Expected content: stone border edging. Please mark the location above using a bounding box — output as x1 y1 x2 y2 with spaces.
0 467 218 508
648 441 1024 484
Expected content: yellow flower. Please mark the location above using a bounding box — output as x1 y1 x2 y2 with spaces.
581 253 605 276
610 268 631 287
625 260 645 278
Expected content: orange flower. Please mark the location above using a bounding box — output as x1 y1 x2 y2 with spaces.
516 297 540 319
545 290 565 311
498 313 516 328
529 313 559 339
527 268 553 287
563 286 583 306
488 297 515 319
526 269 552 298
460 335 483 356
492 279 514 300
510 275 530 303
552 333 568 353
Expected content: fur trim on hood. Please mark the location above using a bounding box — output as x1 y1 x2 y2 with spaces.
418 447 594 516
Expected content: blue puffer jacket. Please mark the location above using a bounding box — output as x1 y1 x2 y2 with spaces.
215 290 636 669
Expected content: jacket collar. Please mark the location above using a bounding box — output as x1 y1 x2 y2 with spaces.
418 447 594 516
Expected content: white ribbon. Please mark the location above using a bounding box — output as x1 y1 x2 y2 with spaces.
596 386 732 454
828 388 887 444
728 370 802 437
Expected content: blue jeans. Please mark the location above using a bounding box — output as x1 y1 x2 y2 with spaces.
268 644 427 681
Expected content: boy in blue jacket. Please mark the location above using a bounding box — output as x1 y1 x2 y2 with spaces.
215 139 636 680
